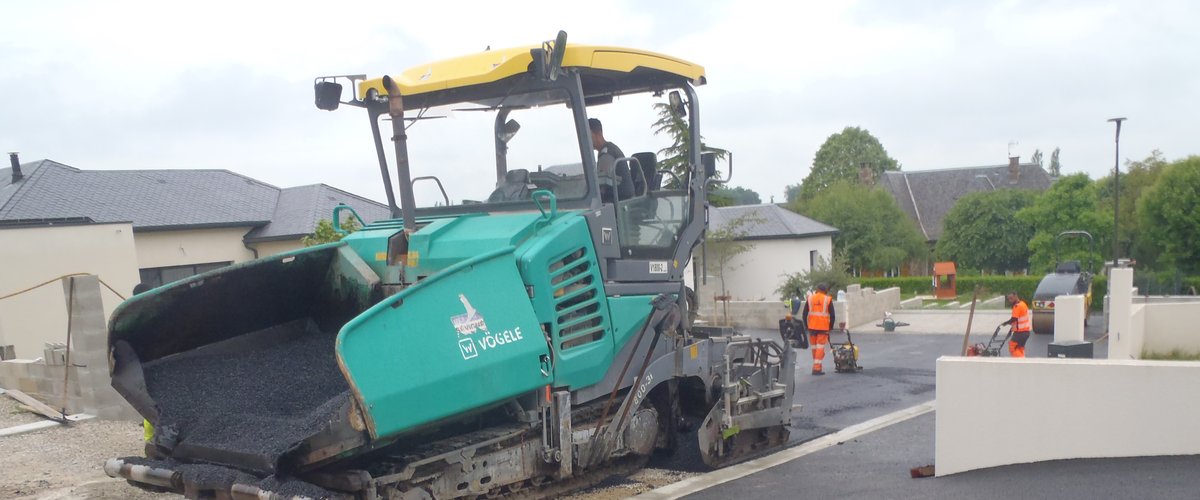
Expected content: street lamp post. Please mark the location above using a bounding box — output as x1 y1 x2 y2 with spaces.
1108 117 1127 264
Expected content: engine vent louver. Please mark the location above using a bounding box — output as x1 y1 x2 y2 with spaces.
549 248 604 350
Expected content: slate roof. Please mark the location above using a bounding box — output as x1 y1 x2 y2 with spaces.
710 203 838 240
245 184 393 242
880 163 1052 242
1 159 391 240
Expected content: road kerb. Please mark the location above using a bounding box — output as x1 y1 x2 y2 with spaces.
633 400 936 499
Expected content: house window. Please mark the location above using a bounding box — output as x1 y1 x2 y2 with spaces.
810 250 818 270
139 261 231 288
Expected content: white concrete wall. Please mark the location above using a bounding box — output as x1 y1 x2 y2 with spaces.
1143 303 1200 355
696 286 899 330
841 285 900 328
0 223 139 359
936 356 1200 476
1108 268 1136 360
134 226 257 269
687 236 833 303
1053 295 1085 343
249 239 304 258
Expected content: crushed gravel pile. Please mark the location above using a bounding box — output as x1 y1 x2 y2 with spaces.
142 321 351 473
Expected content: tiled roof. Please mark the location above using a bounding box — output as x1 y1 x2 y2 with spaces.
880 163 1052 242
710 203 838 240
1 159 390 239
245 184 393 241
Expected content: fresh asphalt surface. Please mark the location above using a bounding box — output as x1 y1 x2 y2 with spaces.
672 314 1200 500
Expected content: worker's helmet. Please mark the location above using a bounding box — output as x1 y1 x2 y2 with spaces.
817 283 829 292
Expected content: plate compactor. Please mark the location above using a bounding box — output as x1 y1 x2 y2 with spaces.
829 328 863 373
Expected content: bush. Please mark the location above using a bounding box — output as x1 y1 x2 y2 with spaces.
858 272 1200 310
857 275 1040 303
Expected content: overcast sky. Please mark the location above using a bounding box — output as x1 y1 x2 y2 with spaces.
3 0 1196 205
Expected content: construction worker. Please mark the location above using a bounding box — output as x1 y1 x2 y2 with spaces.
589 118 632 202
1001 290 1033 358
782 289 806 348
802 283 836 375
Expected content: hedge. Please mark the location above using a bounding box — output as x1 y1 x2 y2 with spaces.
858 275 1103 309
858 273 1199 311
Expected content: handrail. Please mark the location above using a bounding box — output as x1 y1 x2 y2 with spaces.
333 204 367 234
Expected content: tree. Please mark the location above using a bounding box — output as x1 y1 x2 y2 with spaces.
1048 147 1062 177
1095 150 1167 262
711 185 762 207
797 126 900 202
1015 173 1110 273
1137 156 1200 273
302 216 361 246
784 183 802 204
935 189 1038 273
775 252 853 300
652 102 728 186
704 212 765 296
1031 149 1044 169
792 182 926 273
704 212 765 323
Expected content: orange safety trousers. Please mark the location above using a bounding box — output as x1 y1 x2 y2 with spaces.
1008 331 1030 358
1008 340 1026 358
810 332 829 372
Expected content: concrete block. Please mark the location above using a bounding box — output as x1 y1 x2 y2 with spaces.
17 377 39 395
1054 295 1086 343
94 401 141 421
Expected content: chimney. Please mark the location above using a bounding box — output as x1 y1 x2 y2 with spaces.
1008 156 1020 184
8 153 22 183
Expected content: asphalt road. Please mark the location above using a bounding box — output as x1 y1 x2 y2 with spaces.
669 314 1200 500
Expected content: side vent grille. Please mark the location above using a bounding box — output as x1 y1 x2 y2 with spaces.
549 248 604 350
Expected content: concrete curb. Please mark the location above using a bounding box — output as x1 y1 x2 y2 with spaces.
632 400 936 499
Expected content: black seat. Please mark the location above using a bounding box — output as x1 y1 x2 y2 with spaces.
1055 260 1082 274
631 152 659 194
488 169 531 202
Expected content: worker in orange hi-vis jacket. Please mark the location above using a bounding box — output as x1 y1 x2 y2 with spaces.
1000 290 1033 358
802 283 836 375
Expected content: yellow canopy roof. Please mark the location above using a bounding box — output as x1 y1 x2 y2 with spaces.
357 44 705 101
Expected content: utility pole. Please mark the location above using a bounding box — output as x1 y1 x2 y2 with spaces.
1107 117 1127 264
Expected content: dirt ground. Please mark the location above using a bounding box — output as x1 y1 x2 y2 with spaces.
0 395 690 499
0 397 174 500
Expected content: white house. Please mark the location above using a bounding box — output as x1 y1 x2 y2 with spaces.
0 157 391 359
688 203 837 308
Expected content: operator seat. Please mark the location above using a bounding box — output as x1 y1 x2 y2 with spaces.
631 152 659 194
488 169 532 202
1055 260 1082 274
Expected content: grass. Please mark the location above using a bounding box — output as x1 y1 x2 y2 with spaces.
1142 349 1200 361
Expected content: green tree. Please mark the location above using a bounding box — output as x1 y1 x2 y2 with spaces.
1016 173 1110 273
1137 156 1200 273
935 189 1038 273
798 126 900 202
1096 150 1168 262
1048 147 1062 177
302 217 361 246
784 183 802 204
704 212 765 323
711 185 762 207
1031 149 1044 169
792 182 926 273
775 252 854 300
652 102 728 186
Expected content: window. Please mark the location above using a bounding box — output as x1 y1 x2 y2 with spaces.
810 250 818 270
139 261 231 288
